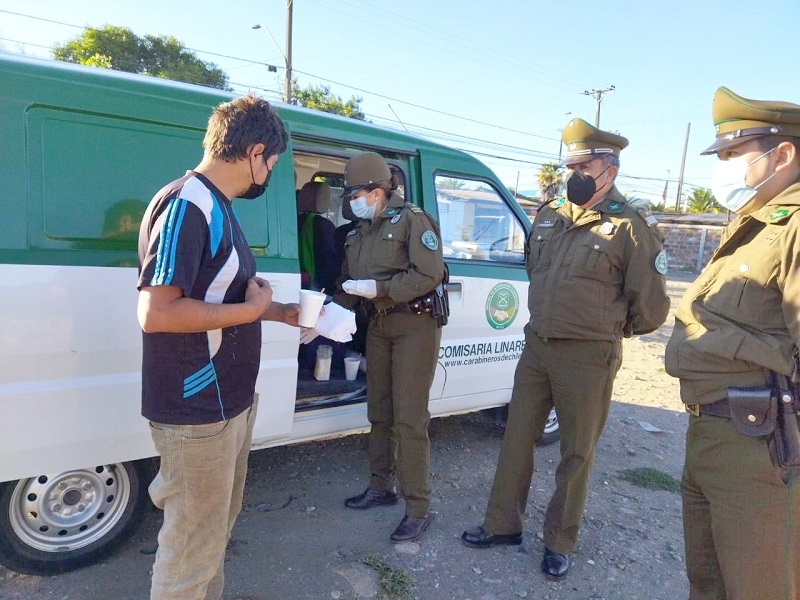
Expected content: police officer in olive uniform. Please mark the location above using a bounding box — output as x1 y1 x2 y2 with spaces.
665 88 800 599
336 152 445 543
462 119 670 579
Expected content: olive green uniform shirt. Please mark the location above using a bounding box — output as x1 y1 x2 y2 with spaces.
666 179 800 405
526 186 670 341
336 192 445 310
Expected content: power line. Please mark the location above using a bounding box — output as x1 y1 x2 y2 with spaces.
0 9 708 195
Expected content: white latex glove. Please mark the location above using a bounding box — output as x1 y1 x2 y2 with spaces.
342 279 377 299
299 327 320 345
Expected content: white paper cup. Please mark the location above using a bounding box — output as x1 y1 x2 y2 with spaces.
344 356 360 381
298 289 326 328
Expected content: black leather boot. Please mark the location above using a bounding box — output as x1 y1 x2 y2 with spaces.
344 487 398 509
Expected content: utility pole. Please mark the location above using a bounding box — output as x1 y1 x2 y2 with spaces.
582 86 615 127
675 122 691 212
284 0 293 105
252 0 293 104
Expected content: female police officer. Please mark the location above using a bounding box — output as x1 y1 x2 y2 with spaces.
335 152 445 543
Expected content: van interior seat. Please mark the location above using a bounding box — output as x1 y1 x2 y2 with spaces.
297 181 338 292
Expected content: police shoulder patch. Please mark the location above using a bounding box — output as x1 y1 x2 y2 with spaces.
635 206 659 227
421 230 439 250
654 249 668 275
407 204 423 213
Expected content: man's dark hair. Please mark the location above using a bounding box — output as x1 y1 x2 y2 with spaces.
757 135 800 161
203 93 288 161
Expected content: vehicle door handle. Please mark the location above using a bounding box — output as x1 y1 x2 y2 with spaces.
445 281 462 292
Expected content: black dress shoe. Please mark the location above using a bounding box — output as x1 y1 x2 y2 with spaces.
390 514 431 543
344 487 398 509
460 526 522 548
541 548 569 579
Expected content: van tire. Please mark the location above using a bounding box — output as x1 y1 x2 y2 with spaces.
485 406 560 447
0 460 152 576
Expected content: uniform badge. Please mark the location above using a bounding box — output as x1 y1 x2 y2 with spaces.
346 229 357 238
769 208 789 221
421 230 439 250
654 250 668 275
538 219 556 228
552 198 565 208
599 222 615 235
391 213 402 224
607 202 622 212
386 209 397 216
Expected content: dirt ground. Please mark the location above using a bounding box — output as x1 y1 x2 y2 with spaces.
0 273 696 600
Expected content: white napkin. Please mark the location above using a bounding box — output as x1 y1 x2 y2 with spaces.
308 301 357 343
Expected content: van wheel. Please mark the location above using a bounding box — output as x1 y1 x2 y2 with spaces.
0 460 152 575
485 406 560 447
540 408 560 446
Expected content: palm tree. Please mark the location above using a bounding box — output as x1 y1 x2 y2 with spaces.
438 177 466 190
537 162 563 202
685 188 722 213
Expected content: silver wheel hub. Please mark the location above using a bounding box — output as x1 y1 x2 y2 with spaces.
8 465 131 553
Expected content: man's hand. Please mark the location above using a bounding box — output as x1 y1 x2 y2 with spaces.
246 277 273 320
342 279 377 299
261 301 301 325
282 303 301 327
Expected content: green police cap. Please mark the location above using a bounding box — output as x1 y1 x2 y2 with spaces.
560 118 629 166
344 152 391 198
700 87 800 155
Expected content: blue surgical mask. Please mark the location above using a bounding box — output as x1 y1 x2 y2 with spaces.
349 193 377 220
711 148 777 212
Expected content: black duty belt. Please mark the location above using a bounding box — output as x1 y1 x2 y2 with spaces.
373 303 412 317
685 398 730 418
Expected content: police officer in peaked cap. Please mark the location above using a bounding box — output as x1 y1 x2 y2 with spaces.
333 151 445 543
462 118 670 580
666 87 800 599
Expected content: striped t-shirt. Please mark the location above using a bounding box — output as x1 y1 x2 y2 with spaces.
138 171 260 424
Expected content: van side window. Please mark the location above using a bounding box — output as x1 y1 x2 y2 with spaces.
434 175 526 264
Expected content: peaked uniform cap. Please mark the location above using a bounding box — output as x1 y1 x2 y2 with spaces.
701 87 800 155
344 152 392 193
560 118 629 166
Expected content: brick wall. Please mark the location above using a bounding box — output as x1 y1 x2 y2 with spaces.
659 223 724 272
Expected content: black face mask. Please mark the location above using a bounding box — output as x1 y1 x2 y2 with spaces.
240 165 272 199
565 167 610 206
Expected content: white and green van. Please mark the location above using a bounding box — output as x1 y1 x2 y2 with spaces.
0 54 556 575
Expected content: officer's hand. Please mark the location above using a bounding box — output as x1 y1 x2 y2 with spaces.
342 279 377 299
299 327 320 345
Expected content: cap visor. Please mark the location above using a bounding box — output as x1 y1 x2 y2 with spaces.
700 134 769 155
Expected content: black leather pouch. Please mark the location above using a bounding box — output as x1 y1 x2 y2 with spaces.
726 387 777 437
775 393 800 470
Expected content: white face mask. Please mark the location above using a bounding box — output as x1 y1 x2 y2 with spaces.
349 192 377 220
711 148 777 212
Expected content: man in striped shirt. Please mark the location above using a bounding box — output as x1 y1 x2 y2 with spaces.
137 94 298 600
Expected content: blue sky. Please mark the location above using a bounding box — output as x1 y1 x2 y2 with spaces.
1 0 798 203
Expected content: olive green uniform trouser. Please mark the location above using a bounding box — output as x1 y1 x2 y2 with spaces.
483 334 621 555
366 311 442 518
682 414 799 600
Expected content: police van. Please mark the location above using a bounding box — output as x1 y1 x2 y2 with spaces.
0 54 556 575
